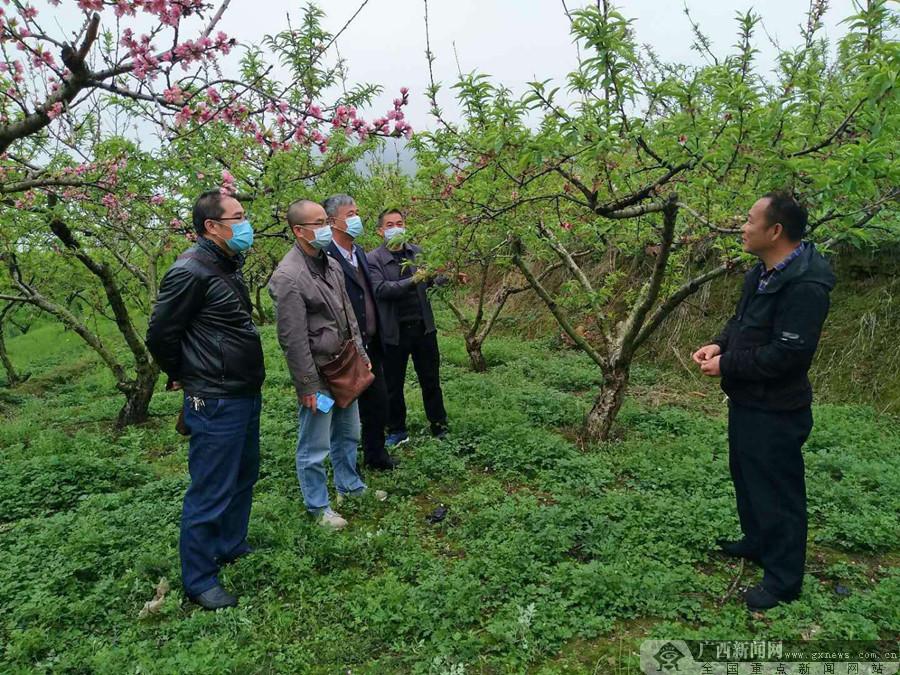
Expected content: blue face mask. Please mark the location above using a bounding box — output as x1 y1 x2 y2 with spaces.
307 225 333 250
384 226 405 245
225 219 254 252
344 215 364 239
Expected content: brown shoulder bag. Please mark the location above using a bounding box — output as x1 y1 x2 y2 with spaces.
318 280 374 408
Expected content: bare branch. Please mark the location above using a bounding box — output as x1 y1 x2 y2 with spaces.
510 236 608 371
633 257 742 351
599 162 692 215
535 219 612 350
605 200 669 219
789 99 865 158
677 201 742 234
616 195 678 363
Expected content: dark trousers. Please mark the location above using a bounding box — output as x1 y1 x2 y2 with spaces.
728 402 813 599
358 341 390 464
383 321 447 434
180 394 261 597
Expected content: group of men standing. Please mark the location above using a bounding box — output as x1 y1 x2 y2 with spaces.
146 191 449 609
147 188 834 616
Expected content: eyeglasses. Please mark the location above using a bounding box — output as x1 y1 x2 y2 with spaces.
293 221 329 228
214 216 245 223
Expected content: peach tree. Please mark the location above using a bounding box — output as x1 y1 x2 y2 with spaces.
0 1 410 425
414 0 897 440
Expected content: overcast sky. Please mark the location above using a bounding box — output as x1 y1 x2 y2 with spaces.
212 0 859 130
40 0 861 135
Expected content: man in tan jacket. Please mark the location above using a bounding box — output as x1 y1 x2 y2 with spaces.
269 199 380 529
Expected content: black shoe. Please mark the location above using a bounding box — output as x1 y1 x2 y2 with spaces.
431 424 448 440
220 544 254 566
744 583 796 612
365 455 399 471
190 585 238 610
717 538 761 563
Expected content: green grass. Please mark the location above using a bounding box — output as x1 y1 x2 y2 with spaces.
1 321 898 673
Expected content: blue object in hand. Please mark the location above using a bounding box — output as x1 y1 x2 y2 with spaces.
315 392 335 414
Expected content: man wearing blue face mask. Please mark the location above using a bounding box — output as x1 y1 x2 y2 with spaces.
323 194 397 471
269 199 379 531
147 190 265 610
367 208 449 446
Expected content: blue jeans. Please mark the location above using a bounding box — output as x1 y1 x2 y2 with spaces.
180 394 261 597
296 400 366 513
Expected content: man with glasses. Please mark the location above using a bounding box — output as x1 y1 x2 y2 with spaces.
268 199 383 530
147 190 265 610
322 193 397 471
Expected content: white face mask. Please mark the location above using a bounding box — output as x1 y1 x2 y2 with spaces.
384 226 405 244
343 215 364 238
302 224 333 250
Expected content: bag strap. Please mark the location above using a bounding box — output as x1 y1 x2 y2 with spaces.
178 252 254 317
320 252 355 342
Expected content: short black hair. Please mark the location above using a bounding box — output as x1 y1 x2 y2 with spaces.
377 207 404 228
762 190 807 242
192 190 227 235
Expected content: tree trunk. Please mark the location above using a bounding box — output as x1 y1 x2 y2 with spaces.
466 336 488 373
115 365 159 428
254 285 267 325
584 366 630 442
0 323 26 386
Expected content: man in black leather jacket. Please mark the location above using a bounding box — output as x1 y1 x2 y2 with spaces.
693 191 835 612
146 190 265 610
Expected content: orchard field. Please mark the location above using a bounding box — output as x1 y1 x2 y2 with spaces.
1 307 899 672
0 0 898 672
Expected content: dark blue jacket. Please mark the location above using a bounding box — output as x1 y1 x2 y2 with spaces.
326 241 383 349
714 242 835 410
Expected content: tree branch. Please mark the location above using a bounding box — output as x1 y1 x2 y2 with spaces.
595 162 691 215
510 236 608 370
616 195 678 363
633 257 741 351
789 98 864 158
0 13 100 154
47 215 152 372
536 219 611 349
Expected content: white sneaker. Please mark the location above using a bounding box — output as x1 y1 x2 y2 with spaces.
318 508 348 530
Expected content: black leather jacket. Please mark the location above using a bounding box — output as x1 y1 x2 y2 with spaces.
146 238 265 398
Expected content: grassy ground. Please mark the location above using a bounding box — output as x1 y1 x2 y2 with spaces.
1 322 898 673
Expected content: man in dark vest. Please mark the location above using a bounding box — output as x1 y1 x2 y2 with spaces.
693 190 835 611
323 193 397 470
367 208 448 447
147 190 265 610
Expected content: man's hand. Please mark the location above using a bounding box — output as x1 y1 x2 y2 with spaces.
411 268 433 284
168 380 183 391
301 393 318 413
700 355 722 377
691 344 722 365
